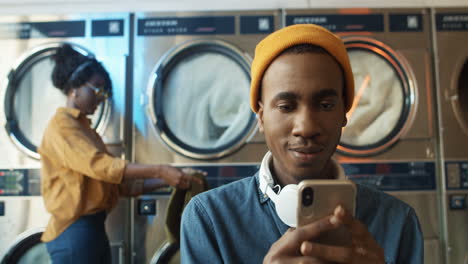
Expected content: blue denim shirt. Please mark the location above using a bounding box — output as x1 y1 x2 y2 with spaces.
181 173 423 264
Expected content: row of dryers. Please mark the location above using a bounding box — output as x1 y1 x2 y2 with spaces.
0 7 466 264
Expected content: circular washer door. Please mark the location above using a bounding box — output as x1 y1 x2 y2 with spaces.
148 39 256 160
451 59 468 135
3 42 111 159
149 242 179 264
0 229 50 264
338 37 417 156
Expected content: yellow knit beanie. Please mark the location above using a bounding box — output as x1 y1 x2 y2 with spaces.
250 24 354 113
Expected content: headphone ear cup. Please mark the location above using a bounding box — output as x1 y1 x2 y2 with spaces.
275 184 299 227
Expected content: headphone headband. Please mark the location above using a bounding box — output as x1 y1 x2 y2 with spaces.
68 58 94 84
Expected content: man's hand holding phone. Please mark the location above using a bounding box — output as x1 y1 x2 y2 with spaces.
264 179 385 264
303 205 385 263
263 206 385 264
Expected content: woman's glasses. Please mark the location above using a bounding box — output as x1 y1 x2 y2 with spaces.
85 82 109 99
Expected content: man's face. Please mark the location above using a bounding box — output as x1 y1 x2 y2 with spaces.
258 52 347 185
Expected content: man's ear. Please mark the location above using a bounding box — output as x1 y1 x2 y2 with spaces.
342 114 348 127
257 101 264 133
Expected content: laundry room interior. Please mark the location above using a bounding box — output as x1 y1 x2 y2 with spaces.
0 0 467 263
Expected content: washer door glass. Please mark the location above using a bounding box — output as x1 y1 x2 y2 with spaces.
17 243 50 264
338 40 413 156
5 45 107 159
152 41 255 160
2 232 51 264
454 59 468 134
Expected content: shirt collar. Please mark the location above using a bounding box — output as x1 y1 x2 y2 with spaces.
255 173 269 204
57 107 81 119
256 151 346 204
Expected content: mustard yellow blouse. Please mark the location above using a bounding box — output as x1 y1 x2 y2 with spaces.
39 107 137 242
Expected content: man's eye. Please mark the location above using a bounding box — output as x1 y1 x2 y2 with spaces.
277 104 294 112
320 102 335 110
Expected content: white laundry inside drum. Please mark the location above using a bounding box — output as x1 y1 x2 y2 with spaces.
13 57 104 148
341 50 404 147
162 51 251 149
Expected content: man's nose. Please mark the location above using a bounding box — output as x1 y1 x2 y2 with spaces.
291 108 321 138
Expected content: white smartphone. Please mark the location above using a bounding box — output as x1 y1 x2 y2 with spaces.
297 179 357 247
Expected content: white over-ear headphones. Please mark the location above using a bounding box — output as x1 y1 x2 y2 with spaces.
258 152 299 227
258 152 346 228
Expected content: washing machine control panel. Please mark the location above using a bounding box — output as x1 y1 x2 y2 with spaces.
138 15 276 37
343 162 436 191
446 162 468 189
0 20 86 39
147 162 435 194
436 13 468 31
286 14 384 32
0 169 41 196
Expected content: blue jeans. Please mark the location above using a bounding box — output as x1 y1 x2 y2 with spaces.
46 211 111 264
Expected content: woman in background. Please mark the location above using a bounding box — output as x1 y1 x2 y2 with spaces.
39 44 201 264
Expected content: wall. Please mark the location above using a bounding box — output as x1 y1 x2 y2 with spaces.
0 0 466 15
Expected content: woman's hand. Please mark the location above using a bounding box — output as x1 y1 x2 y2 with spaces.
157 165 205 189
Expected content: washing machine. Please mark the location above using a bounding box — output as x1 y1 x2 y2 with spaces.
131 10 280 264
0 170 50 264
433 7 468 264
0 13 132 264
0 186 128 264
284 8 440 263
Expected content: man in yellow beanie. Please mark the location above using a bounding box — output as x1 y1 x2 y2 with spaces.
180 24 423 263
